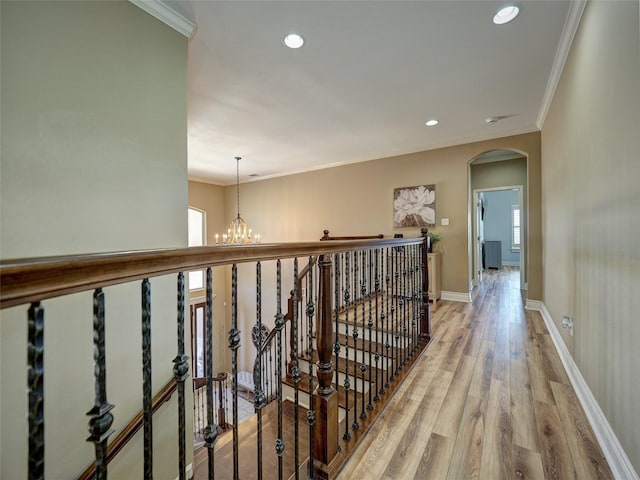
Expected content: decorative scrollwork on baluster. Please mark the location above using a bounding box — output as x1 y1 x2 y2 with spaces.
351 252 360 432
229 264 240 479
367 250 375 411
205 267 218 479
86 289 115 480
342 252 352 441
384 253 391 390
274 259 285 476
373 249 382 403
291 258 302 479
174 273 189 480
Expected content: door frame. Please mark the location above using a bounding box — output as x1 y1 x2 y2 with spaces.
472 185 524 288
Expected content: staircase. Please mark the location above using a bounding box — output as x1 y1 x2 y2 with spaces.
196 281 431 479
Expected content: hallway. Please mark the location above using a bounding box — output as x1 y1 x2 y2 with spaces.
338 267 613 479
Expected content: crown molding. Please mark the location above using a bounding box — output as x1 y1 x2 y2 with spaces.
130 0 196 38
536 0 587 129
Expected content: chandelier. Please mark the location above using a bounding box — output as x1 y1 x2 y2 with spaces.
216 157 260 245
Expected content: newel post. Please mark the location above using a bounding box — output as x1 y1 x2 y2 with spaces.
313 254 340 478
421 228 432 341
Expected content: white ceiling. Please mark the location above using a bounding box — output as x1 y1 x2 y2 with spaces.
162 0 576 185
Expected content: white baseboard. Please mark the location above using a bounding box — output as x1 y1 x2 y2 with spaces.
502 261 520 266
441 291 472 303
524 299 543 311
526 302 639 480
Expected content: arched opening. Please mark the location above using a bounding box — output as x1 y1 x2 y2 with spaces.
468 149 528 290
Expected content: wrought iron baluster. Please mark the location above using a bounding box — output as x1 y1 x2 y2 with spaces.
384 249 391 390
274 260 285 479
229 264 241 480
367 250 374 411
255 262 265 480
28 302 45 480
141 279 153 480
342 252 351 441
393 247 402 377
86 289 115 480
173 273 189 480
306 256 316 479
412 245 419 354
373 250 381 403
390 247 398 381
351 251 359 432
205 268 217 480
333 253 341 419
292 258 300 480
360 250 367 420
402 246 408 366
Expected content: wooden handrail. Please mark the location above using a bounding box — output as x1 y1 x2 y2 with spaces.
77 378 177 480
1 238 422 309
320 229 384 241
193 372 228 390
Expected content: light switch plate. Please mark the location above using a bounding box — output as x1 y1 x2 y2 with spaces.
441 218 449 226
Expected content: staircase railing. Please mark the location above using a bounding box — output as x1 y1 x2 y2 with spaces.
77 378 178 480
0 230 431 480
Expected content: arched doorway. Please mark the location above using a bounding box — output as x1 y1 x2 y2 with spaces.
468 149 528 290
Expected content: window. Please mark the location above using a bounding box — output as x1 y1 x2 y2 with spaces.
188 207 206 290
511 205 521 251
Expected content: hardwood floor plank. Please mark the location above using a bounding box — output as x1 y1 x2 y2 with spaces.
510 356 539 452
446 395 487 480
550 381 614 480
337 355 442 480
492 312 511 383
479 379 512 480
512 444 544 480
411 433 455 480
382 368 454 479
537 332 571 385
440 327 471 373
468 340 495 400
534 399 578 480
523 311 555 405
433 354 476 439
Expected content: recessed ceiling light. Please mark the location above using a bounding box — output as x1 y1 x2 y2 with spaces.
425 119 439 127
283 33 304 49
493 5 520 24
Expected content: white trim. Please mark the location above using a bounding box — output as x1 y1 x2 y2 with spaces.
536 0 587 128
129 0 196 38
526 302 640 480
441 291 472 303
502 261 520 267
524 299 543 311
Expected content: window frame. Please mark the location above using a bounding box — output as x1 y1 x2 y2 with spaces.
511 204 521 252
187 206 206 290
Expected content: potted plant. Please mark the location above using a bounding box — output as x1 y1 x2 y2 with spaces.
427 231 442 253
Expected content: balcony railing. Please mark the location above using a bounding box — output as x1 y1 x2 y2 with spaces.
0 231 431 480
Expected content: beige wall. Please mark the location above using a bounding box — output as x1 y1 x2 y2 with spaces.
1 2 190 478
226 132 542 299
542 0 640 472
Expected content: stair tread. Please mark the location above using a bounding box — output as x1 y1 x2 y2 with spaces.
194 399 309 480
282 371 363 411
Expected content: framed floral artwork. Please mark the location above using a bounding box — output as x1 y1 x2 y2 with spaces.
393 184 436 228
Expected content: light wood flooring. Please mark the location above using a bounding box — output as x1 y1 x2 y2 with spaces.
337 267 613 480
